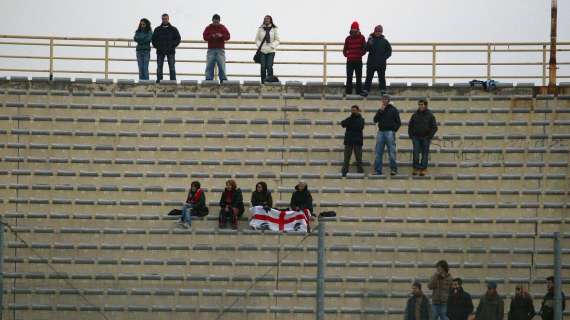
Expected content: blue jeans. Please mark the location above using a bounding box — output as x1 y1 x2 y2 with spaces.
260 52 275 83
136 50 150 80
412 137 431 169
180 203 193 225
205 49 227 81
374 130 397 174
431 304 448 320
156 53 176 81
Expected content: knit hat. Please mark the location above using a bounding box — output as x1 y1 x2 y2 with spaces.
350 21 360 31
374 25 383 34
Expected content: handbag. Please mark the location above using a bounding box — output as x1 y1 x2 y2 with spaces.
253 32 267 63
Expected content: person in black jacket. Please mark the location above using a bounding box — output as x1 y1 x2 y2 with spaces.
151 13 181 82
508 285 535 320
539 276 566 320
447 278 474 320
408 99 438 176
341 105 365 176
219 179 244 229
373 94 401 175
251 181 273 208
405 281 431 320
290 181 314 214
361 25 392 96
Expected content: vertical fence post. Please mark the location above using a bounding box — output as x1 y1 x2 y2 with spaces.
554 232 562 320
486 44 492 80
104 40 109 79
0 216 4 320
542 44 548 86
316 220 326 320
322 44 328 84
431 44 437 84
49 38 54 80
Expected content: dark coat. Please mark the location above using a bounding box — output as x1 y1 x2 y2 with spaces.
251 182 273 207
408 109 438 139
151 23 181 54
185 189 209 217
341 113 365 146
476 293 504 320
447 288 474 320
540 290 566 320
219 188 245 216
405 293 431 320
373 104 401 132
366 34 392 67
508 294 535 320
290 184 314 214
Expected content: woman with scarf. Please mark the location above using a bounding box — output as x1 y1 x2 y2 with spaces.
219 179 245 229
177 181 207 229
251 181 273 209
255 15 280 83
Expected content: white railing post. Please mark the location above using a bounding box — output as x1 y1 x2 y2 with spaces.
322 44 328 84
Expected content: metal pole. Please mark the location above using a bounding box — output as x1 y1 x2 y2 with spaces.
104 40 109 79
316 221 326 320
322 44 328 84
486 44 492 80
542 45 548 86
554 232 562 320
49 38 54 80
0 217 4 320
431 44 436 84
548 0 557 93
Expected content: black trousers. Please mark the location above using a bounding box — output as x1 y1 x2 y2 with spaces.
363 63 387 93
345 61 363 94
342 144 363 173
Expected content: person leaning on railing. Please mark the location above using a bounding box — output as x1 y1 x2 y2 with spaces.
151 13 181 82
133 18 153 80
255 15 280 84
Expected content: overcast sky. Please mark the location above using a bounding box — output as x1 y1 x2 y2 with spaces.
0 0 568 83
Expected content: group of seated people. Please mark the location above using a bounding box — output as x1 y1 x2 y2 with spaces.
175 180 314 229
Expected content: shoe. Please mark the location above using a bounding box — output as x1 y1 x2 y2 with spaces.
218 223 226 229
341 170 348 177
176 221 188 229
419 169 427 176
231 224 238 230
372 171 383 176
390 170 397 176
412 168 418 176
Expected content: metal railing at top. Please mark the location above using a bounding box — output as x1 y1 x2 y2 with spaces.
0 34 569 85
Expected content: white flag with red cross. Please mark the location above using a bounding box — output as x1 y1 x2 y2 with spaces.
249 206 311 233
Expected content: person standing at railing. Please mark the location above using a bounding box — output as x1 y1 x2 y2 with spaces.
343 21 367 95
255 15 280 83
203 14 230 82
152 13 181 82
134 18 153 80
362 25 392 97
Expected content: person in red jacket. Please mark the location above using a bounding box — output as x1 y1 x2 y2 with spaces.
203 14 230 82
343 21 366 95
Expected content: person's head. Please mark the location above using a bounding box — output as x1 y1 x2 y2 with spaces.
381 94 391 107
212 14 220 24
190 181 201 192
350 21 360 35
256 181 268 193
225 179 237 191
452 278 463 291
486 281 498 296
418 99 428 112
351 105 360 116
546 276 554 291
296 181 307 192
138 18 151 32
263 15 274 26
373 25 383 37
515 285 524 296
411 281 422 295
435 260 449 274
161 13 170 25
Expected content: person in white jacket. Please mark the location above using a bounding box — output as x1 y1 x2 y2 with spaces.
255 15 280 83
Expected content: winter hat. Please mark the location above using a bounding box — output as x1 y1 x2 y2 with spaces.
350 21 360 31
374 25 383 34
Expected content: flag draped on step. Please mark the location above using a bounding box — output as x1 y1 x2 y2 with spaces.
249 206 311 233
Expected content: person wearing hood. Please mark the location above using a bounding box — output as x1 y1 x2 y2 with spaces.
373 94 401 175
474 282 505 320
176 181 208 229
203 14 230 82
219 179 244 229
539 276 566 320
428 260 453 320
290 181 314 214
362 24 392 96
408 99 438 176
341 105 365 176
447 278 474 320
508 285 535 320
134 18 153 80
251 181 273 208
405 281 431 320
255 15 280 83
343 21 367 95
151 13 181 82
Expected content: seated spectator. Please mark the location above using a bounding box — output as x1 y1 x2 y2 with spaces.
408 99 437 176
251 181 273 208
176 181 207 229
290 181 314 215
218 179 244 229
341 105 365 176
405 281 430 320
508 285 534 320
474 281 504 320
